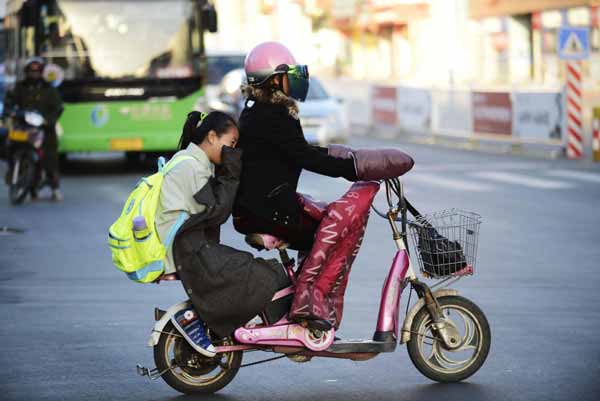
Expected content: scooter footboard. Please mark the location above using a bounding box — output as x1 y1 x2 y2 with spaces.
234 323 335 352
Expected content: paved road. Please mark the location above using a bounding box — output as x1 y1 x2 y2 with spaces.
1 137 599 401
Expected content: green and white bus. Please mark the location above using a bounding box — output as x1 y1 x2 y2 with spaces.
2 0 217 156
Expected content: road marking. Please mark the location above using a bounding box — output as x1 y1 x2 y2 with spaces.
472 171 574 189
546 169 600 184
415 162 539 173
408 173 493 192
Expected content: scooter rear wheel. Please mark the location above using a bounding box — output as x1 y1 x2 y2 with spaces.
154 322 242 394
407 295 491 383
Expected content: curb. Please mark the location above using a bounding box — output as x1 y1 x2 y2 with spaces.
349 124 600 167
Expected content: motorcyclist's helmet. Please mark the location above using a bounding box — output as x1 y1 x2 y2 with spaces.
23 57 45 80
244 42 310 102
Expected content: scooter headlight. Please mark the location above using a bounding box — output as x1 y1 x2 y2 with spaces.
24 112 44 127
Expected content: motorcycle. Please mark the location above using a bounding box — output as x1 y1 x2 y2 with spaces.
137 178 491 394
4 109 46 205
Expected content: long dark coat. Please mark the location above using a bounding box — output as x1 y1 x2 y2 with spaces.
173 148 289 337
234 99 357 227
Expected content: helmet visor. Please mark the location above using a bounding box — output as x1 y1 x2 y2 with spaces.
286 64 310 102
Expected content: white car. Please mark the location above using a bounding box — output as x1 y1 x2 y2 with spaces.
208 69 349 145
195 53 246 114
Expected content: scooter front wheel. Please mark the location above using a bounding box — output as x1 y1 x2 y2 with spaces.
9 150 35 205
407 295 491 383
154 322 242 394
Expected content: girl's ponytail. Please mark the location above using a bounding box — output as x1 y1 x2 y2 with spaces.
178 111 206 150
177 111 237 150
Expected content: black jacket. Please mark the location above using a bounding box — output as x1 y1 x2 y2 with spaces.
234 98 356 226
173 147 288 336
3 79 63 126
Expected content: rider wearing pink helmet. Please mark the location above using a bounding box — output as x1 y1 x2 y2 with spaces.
243 41 310 102
233 42 357 252
233 42 414 331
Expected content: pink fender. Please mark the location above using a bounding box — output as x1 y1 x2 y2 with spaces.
375 250 410 338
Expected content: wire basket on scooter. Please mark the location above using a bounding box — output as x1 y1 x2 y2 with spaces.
408 209 481 279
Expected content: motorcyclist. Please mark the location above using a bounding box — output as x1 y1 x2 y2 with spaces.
3 57 64 201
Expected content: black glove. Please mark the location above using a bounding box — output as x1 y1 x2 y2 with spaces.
216 145 243 179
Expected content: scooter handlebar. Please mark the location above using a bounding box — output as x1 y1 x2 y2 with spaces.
328 144 415 181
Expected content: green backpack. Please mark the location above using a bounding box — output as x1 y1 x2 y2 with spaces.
108 155 194 283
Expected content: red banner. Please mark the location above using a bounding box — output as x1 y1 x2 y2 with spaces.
472 91 512 136
372 86 397 126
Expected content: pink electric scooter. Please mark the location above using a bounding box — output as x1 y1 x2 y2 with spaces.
139 178 491 395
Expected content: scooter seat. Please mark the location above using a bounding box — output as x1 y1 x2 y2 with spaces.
245 233 289 251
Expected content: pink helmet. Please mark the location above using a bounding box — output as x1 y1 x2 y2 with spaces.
244 41 297 86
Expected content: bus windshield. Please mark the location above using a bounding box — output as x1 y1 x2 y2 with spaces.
43 0 199 80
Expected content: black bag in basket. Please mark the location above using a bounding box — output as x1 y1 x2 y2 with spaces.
416 226 467 276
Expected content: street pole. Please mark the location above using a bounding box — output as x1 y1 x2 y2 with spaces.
593 108 600 162
565 60 583 159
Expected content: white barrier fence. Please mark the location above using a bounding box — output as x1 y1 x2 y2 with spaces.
512 92 563 143
370 85 567 147
430 88 472 137
396 86 431 133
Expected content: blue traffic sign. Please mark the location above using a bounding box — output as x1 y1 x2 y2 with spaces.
557 27 590 60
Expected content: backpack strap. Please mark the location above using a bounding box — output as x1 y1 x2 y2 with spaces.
157 156 167 172
161 155 195 175
164 211 190 247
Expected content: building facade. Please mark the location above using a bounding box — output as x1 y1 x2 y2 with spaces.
325 0 600 89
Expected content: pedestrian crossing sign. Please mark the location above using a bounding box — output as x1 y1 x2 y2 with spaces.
558 27 590 60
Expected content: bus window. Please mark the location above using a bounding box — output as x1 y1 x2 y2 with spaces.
35 0 201 81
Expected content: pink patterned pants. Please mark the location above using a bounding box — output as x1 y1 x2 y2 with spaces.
290 182 380 328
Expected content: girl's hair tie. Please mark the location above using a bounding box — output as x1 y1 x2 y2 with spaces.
197 112 208 128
